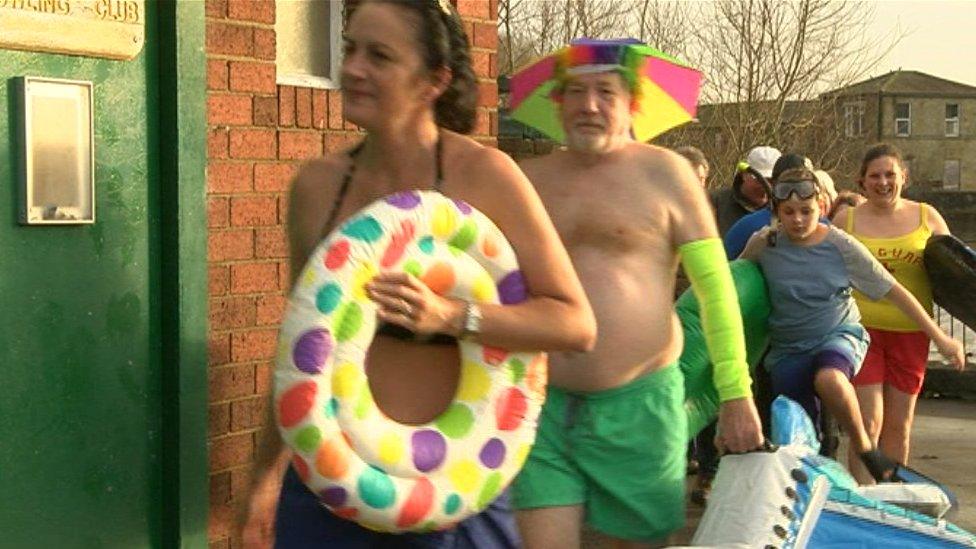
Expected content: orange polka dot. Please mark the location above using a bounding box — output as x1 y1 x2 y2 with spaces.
316 438 351 479
481 235 499 258
526 354 548 396
421 262 456 296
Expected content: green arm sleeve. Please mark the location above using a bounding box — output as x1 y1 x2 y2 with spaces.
679 238 753 401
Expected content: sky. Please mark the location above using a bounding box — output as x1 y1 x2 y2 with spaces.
864 0 976 86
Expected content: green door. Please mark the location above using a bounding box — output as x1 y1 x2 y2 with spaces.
0 3 207 547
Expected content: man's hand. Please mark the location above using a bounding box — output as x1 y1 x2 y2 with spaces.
714 397 764 454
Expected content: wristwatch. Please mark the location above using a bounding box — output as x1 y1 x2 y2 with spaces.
459 301 482 340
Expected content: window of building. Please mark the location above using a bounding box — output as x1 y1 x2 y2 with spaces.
843 101 865 137
894 102 911 136
276 0 344 89
943 160 960 189
945 103 960 137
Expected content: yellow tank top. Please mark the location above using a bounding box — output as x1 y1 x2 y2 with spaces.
847 204 933 331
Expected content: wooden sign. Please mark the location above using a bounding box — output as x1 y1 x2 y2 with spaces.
0 0 145 60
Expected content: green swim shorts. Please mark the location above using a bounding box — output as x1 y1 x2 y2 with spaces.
512 363 687 541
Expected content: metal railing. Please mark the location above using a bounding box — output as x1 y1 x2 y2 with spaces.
929 305 975 366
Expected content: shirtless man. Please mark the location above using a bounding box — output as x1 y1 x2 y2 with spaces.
511 44 765 548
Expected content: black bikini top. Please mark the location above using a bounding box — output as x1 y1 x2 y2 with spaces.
326 134 455 346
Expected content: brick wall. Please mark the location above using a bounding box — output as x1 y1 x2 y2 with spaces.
204 1 498 546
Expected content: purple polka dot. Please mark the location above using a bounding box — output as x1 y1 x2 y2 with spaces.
386 191 422 209
293 329 333 374
453 199 472 215
497 270 528 305
479 438 506 469
411 429 447 472
319 486 347 507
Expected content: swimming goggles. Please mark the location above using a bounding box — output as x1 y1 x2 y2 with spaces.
772 179 818 201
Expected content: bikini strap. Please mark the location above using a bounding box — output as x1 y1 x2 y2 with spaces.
323 141 365 235
845 205 855 233
434 130 444 191
920 201 929 230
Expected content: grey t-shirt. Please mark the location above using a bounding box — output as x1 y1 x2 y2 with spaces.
758 225 896 356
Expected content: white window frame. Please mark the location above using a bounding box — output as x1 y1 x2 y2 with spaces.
945 103 960 137
275 0 344 90
843 101 865 137
895 102 911 137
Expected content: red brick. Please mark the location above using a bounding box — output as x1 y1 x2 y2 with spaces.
208 93 252 126
464 21 475 42
279 131 323 161
209 229 255 262
208 60 228 91
327 90 344 130
456 0 489 19
474 108 490 136
471 51 490 78
231 195 279 227
489 0 498 19
472 21 498 49
231 328 279 361
230 263 279 294
211 296 257 330
295 88 312 128
231 466 254 500
208 502 234 541
229 129 277 160
489 109 498 137
227 0 274 24
210 404 231 438
231 397 268 430
477 81 498 108
208 161 253 193
210 266 230 296
253 96 278 127
208 197 230 228
278 195 289 225
278 261 291 291
210 470 232 505
255 293 287 324
312 90 327 129
206 22 253 57
209 128 229 160
278 86 296 127
489 52 498 78
254 27 276 61
255 362 273 394
254 163 297 192
205 0 226 18
343 118 359 131
255 227 287 259
209 333 231 366
229 61 276 94
210 365 256 401
324 132 361 155
210 433 254 471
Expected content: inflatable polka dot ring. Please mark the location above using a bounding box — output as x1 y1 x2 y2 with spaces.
274 190 547 532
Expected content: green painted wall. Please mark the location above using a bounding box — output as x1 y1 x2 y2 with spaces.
0 10 163 549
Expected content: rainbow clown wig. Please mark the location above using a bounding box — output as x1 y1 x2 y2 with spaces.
509 38 702 143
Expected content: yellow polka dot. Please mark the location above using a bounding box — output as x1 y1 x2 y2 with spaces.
431 202 457 239
332 362 361 399
377 432 404 466
355 383 375 419
352 262 378 301
471 273 497 303
448 459 482 494
515 444 532 469
457 361 491 402
302 268 317 288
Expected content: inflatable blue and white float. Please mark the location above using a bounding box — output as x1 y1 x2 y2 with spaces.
687 396 976 548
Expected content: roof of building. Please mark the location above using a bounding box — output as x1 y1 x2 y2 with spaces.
826 70 976 98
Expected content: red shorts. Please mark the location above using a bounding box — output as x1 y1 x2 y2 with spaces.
852 328 930 394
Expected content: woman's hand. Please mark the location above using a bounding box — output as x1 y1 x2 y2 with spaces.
935 335 966 371
367 272 462 336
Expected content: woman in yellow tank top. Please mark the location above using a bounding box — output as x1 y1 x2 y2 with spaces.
834 143 962 484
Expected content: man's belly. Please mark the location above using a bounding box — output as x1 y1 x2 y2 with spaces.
548 266 684 392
